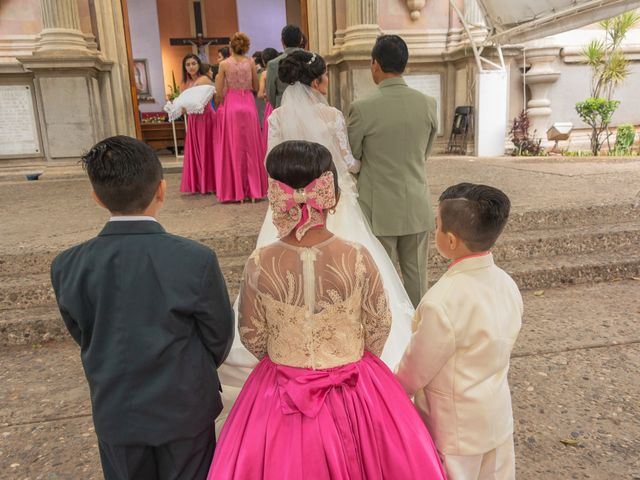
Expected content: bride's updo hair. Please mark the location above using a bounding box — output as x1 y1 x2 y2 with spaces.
278 51 326 86
266 140 339 195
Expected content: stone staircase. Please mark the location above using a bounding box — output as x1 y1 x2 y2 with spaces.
1 202 639 345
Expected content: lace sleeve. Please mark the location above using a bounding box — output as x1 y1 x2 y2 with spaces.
238 250 268 360
266 110 282 157
334 111 361 174
358 246 391 356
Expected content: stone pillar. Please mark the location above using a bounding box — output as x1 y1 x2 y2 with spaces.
35 0 93 55
17 0 114 161
343 0 380 52
464 0 486 25
524 47 561 142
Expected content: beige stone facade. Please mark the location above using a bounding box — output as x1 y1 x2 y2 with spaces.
1 0 638 161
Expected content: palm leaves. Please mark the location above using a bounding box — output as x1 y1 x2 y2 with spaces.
577 11 639 154
582 11 640 99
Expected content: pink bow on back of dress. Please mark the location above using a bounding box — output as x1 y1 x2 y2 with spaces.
268 171 336 241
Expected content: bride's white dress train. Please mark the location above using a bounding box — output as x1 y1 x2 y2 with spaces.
216 83 415 429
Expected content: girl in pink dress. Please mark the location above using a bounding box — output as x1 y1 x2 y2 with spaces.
214 32 267 202
179 54 216 194
207 140 446 480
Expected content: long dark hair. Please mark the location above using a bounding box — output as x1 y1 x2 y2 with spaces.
182 54 205 84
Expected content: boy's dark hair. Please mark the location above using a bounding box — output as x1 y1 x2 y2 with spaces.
279 50 326 86
266 140 338 195
81 136 163 214
371 34 408 74
218 46 230 59
182 53 206 83
281 24 303 48
261 47 279 66
438 183 511 252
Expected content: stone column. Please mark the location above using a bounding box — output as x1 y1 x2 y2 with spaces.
34 0 93 55
464 0 486 25
17 0 114 161
343 0 380 52
524 47 561 141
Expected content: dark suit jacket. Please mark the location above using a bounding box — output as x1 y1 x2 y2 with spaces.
265 46 303 108
50 220 234 446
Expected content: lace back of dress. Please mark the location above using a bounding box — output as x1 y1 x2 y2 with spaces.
237 238 392 370
225 60 252 90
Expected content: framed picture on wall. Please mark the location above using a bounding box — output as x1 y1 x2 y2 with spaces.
133 59 150 95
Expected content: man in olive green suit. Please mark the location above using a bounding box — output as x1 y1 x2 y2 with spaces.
348 35 438 307
266 24 304 108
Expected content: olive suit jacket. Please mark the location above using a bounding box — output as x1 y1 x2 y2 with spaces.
348 77 438 237
50 220 234 446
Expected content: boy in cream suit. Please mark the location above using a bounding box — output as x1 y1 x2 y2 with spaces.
396 183 523 480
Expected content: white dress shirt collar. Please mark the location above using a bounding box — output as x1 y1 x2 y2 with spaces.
109 216 158 222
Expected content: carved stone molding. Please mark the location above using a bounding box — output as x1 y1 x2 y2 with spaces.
406 0 426 21
523 47 561 136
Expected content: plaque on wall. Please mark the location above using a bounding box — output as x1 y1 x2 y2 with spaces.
404 74 443 135
0 85 41 157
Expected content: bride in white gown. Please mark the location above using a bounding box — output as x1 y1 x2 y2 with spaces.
217 51 414 427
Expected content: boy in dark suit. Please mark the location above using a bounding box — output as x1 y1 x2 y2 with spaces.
51 136 234 480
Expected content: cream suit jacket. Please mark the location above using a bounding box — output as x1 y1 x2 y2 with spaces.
396 253 523 456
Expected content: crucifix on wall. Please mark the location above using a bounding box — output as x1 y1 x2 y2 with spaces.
169 1 229 63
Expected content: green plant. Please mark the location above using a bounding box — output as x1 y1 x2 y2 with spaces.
167 70 181 101
579 12 639 154
613 124 636 155
583 11 640 100
509 110 543 156
575 97 620 155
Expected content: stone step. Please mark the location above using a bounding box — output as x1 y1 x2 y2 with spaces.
3 216 639 279
0 255 247 312
3 250 640 346
3 239 640 312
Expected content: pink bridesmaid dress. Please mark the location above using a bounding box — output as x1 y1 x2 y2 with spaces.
208 238 446 480
180 93 216 194
214 60 267 202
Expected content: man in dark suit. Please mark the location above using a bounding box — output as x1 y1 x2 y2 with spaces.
265 24 304 108
51 136 234 480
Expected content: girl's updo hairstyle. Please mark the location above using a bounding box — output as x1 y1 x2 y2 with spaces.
266 140 339 196
229 32 250 55
278 51 326 86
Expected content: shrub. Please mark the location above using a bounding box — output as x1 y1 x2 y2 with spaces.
613 124 636 155
509 110 543 156
575 97 619 155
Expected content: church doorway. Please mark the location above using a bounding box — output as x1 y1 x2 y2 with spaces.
120 0 307 158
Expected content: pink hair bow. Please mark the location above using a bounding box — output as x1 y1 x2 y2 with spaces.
268 171 336 241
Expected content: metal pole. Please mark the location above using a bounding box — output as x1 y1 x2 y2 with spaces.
449 0 483 72
171 120 178 161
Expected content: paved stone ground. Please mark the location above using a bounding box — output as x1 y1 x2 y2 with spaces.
2 155 640 256
1 155 640 479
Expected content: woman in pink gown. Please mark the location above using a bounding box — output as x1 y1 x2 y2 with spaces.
179 54 216 194
208 140 446 480
214 32 267 202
